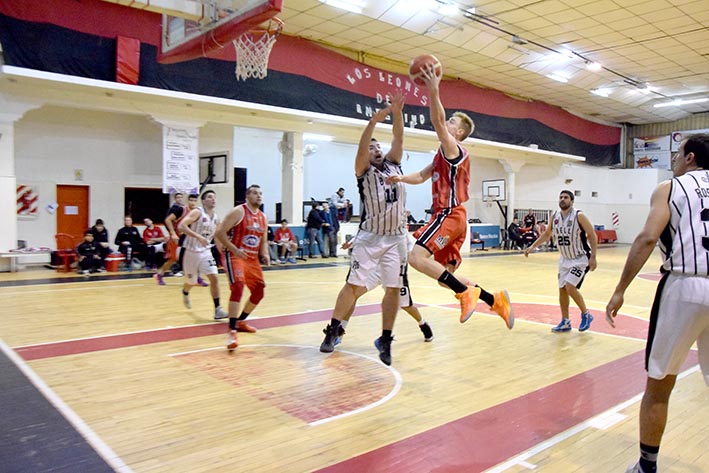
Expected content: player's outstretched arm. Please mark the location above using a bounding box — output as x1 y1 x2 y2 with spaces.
386 90 405 165
386 163 433 186
420 64 458 159
605 180 671 327
524 222 553 257
355 105 392 176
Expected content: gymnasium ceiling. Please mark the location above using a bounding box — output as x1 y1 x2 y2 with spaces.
277 0 709 125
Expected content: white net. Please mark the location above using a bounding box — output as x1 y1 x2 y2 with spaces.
233 19 281 80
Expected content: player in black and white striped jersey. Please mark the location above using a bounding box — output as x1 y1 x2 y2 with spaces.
524 190 598 332
319 90 408 366
607 134 709 473
178 190 227 321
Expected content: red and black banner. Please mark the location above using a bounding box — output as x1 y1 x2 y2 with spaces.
0 0 620 164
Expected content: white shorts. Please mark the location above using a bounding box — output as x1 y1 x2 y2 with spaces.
648 273 709 385
558 255 589 289
183 248 218 285
347 230 407 291
355 233 414 306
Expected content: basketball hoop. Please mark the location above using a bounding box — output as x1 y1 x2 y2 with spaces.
233 17 283 80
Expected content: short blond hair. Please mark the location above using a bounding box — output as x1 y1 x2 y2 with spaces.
453 112 474 139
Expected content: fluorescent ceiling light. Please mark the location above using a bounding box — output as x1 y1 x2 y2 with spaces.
585 61 602 71
303 133 335 141
653 97 708 108
546 73 568 83
591 88 611 97
319 0 363 14
558 47 576 60
411 0 439 9
439 3 459 15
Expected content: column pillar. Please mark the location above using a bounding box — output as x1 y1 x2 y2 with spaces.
0 95 42 253
499 159 526 228
279 132 303 224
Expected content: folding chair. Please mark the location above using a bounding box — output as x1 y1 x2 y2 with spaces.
54 233 77 272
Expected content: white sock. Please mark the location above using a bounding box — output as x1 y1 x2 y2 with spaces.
340 320 349 330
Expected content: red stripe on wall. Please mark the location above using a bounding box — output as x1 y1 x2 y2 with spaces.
266 36 620 145
0 0 620 146
0 0 161 45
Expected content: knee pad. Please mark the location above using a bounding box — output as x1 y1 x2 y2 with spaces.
249 282 265 304
229 280 245 302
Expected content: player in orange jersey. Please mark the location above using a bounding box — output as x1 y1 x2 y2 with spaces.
215 185 270 350
387 63 513 330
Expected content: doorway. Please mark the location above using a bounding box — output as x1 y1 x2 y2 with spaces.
56 185 89 242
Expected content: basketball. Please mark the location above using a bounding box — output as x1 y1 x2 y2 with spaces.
408 54 442 86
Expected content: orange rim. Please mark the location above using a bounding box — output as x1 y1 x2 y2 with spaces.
247 17 283 37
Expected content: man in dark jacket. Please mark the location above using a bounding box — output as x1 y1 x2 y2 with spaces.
115 216 146 267
89 218 111 260
77 231 104 274
306 205 326 258
320 202 338 257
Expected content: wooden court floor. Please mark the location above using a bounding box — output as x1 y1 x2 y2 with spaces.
1 246 707 472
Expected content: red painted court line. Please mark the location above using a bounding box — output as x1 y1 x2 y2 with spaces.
638 272 662 281
457 303 650 340
15 304 382 361
316 350 699 473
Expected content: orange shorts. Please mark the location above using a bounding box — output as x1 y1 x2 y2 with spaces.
166 239 181 261
223 254 264 290
413 205 467 270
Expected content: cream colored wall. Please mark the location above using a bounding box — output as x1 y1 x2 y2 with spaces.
14 106 233 249
463 159 670 243
11 105 666 252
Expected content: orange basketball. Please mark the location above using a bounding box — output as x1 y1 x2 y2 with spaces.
408 54 442 86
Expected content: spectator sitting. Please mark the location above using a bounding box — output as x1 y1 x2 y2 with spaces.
522 227 538 247
115 216 146 270
405 210 417 224
274 219 299 263
522 208 537 232
142 218 167 270
266 226 279 265
76 230 104 274
89 218 111 260
507 217 525 250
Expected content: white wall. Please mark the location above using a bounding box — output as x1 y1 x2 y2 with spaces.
14 106 234 249
299 140 433 222
12 105 668 252
234 126 283 220
460 158 671 243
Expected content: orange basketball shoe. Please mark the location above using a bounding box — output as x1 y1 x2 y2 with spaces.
456 285 482 323
226 330 238 351
237 320 258 333
492 290 515 329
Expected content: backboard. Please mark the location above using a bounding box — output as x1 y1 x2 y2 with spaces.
159 0 282 64
482 179 506 202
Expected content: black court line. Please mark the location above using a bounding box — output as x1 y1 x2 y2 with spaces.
0 344 117 473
